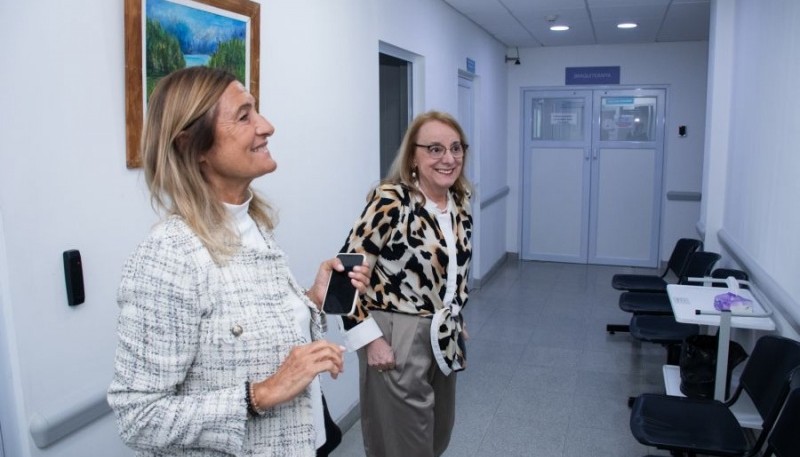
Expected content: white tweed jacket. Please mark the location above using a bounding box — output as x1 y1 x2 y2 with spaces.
108 216 322 456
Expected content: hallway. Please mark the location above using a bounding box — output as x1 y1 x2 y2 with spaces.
332 259 668 456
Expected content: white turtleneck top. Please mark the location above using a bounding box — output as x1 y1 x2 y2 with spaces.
224 195 326 449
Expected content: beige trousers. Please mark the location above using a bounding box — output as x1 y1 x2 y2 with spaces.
358 311 457 457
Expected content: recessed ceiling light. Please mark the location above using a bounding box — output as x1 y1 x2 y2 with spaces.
550 25 570 31
617 22 638 29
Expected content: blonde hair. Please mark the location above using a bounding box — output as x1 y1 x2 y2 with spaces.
142 66 274 262
381 110 472 204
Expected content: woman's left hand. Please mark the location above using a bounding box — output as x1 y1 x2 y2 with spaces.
306 256 370 308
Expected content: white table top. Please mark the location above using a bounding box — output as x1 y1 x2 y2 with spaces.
666 284 775 331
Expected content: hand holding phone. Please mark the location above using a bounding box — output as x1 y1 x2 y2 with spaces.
322 253 366 315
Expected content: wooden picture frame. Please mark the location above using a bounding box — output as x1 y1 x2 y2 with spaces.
124 0 260 168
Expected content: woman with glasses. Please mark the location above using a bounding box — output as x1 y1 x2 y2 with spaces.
107 66 369 456
339 111 473 457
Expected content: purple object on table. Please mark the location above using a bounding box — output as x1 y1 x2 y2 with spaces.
713 292 753 312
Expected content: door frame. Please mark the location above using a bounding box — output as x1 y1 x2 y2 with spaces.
458 71 480 281
519 85 668 266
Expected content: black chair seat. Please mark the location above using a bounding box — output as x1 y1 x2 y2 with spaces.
611 274 668 292
630 394 748 456
629 315 700 365
629 315 699 344
618 292 672 314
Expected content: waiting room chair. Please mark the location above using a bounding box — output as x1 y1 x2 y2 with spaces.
628 314 699 365
630 335 800 457
619 267 747 317
763 372 800 457
606 251 721 335
611 238 702 293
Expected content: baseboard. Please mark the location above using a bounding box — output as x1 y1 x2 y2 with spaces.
336 401 360 435
471 252 517 289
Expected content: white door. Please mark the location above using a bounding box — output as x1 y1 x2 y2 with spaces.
590 89 665 266
521 88 665 267
521 90 592 263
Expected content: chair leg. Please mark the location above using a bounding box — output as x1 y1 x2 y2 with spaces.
665 343 682 365
606 324 630 334
665 451 692 457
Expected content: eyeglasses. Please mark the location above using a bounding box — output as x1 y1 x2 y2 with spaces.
414 142 467 159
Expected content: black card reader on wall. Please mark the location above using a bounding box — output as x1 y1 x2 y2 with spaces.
63 249 85 306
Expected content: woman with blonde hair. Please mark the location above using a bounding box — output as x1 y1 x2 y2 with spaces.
108 66 367 456
340 111 473 457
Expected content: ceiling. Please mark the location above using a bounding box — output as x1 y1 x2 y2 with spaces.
442 0 710 48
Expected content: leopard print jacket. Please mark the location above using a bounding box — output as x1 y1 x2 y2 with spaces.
340 183 472 328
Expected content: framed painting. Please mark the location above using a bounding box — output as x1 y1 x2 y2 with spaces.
124 0 260 168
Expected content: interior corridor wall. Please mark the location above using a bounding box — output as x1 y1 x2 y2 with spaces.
703 0 800 332
0 1 508 455
505 42 709 262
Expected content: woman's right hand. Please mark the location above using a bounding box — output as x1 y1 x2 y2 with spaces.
366 337 395 371
251 340 344 410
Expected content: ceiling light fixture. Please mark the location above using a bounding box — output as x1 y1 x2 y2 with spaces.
617 22 638 29
546 15 569 32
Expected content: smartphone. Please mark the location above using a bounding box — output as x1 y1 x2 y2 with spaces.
322 253 365 315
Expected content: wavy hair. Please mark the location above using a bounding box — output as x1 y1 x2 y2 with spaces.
381 110 472 205
142 66 274 262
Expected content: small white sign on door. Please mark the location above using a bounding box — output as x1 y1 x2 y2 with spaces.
550 112 577 125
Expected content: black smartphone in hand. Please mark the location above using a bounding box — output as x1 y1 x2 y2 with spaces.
322 253 365 315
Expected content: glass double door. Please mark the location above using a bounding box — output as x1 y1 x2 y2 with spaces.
521 88 665 267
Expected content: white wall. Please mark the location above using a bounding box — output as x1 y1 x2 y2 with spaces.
0 1 507 455
701 0 800 336
1 0 153 455
722 1 800 305
505 42 709 261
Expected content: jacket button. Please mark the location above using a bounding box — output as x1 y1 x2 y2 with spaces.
231 324 243 337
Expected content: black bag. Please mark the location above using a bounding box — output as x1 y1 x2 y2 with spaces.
679 334 748 399
316 395 342 457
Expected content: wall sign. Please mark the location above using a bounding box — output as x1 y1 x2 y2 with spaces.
466 58 476 74
565 66 620 85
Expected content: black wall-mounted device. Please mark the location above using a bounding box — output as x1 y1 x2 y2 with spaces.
678 125 687 137
63 250 85 306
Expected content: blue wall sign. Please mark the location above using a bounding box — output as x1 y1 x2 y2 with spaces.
466 58 475 74
565 66 620 85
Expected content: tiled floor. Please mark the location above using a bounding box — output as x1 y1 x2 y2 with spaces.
331 258 673 457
